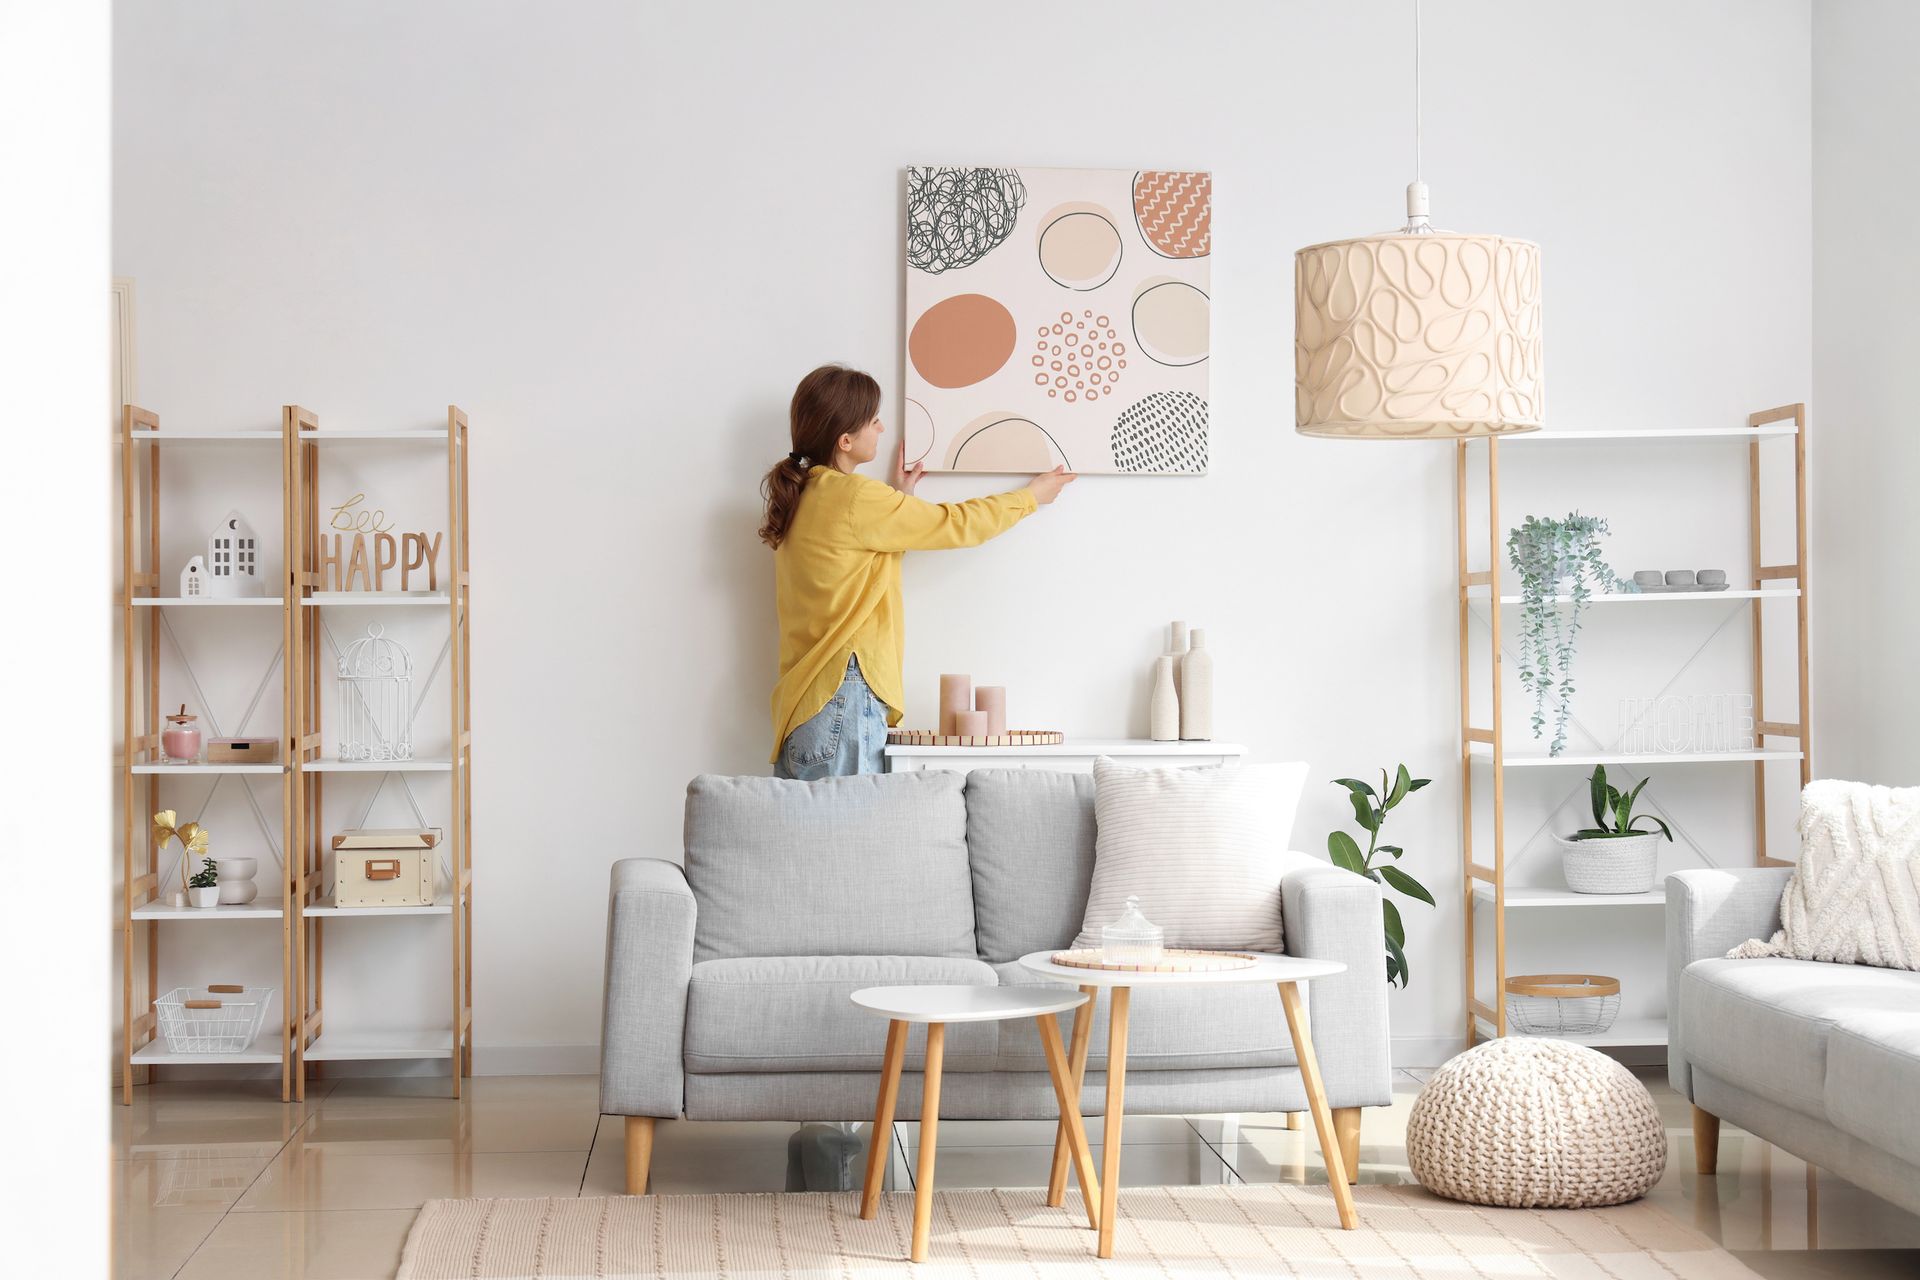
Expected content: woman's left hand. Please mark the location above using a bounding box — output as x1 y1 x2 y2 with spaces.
891 436 925 494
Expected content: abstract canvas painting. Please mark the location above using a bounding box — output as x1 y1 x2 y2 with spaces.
903 166 1211 475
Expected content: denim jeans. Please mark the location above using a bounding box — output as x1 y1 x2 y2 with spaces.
775 656 890 779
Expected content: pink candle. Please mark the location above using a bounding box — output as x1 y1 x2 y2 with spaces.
939 674 971 737
162 715 201 765
974 686 1006 737
954 710 989 741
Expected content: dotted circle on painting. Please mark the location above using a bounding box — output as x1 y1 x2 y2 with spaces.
1110 390 1208 473
1034 312 1122 401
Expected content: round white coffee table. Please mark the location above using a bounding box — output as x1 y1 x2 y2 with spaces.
849 985 1098 1263
1016 951 1356 1257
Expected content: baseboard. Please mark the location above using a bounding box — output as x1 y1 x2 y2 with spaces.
474 1043 599 1076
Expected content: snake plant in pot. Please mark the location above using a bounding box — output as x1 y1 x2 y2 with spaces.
1558 765 1672 894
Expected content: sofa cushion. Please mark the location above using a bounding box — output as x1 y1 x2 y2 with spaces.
992 962 1297 1072
965 770 1098 963
1825 1014 1920 1168
1679 957 1920 1116
683 772 975 963
684 955 998 1074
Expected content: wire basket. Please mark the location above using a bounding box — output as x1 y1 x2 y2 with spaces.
155 986 274 1054
1503 974 1621 1036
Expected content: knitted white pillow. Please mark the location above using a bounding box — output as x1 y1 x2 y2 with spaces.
1073 758 1308 953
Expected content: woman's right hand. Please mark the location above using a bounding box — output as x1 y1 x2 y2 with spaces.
1026 466 1077 506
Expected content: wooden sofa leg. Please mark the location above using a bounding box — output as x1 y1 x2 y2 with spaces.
1332 1107 1361 1183
1692 1106 1720 1175
1285 1112 1302 1131
626 1116 656 1195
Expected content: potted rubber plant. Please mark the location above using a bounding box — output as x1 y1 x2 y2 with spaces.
1558 765 1672 894
1327 765 1435 987
187 856 221 908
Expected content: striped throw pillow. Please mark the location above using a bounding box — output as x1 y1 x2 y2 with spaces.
1074 758 1309 953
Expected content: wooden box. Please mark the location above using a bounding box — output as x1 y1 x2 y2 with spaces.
207 737 279 764
331 828 437 908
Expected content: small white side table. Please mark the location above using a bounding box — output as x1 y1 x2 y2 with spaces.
1016 951 1356 1257
884 738 1246 775
850 985 1097 1263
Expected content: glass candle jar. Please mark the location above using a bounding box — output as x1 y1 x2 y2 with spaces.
1102 895 1165 967
162 709 201 766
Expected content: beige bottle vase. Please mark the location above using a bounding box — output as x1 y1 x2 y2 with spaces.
1168 620 1189 702
1179 629 1213 741
1149 656 1179 742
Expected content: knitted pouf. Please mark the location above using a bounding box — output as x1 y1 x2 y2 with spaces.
1406 1037 1667 1208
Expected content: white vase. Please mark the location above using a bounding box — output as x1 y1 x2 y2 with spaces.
187 885 220 909
1149 656 1179 742
1168 620 1189 702
216 856 259 906
1557 832 1661 894
1179 629 1214 741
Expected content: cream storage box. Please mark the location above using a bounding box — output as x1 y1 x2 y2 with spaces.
332 828 437 908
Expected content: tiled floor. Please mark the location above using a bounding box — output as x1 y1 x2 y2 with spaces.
114 1068 1920 1279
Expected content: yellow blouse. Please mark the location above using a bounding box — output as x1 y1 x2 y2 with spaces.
770 468 1037 762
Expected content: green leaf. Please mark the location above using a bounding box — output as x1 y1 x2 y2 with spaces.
1385 933 1409 988
1332 777 1375 798
1350 792 1379 833
1625 775 1650 815
1376 845 1404 859
1327 831 1366 875
1407 778 1432 793
1382 898 1405 947
1379 865 1437 906
1386 764 1410 810
1614 792 1633 834
1631 815 1674 841
1589 766 1610 829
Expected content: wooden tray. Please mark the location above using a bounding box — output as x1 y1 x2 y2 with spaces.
887 729 1065 748
1049 948 1259 973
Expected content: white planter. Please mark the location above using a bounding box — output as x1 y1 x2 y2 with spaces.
1557 832 1661 894
186 885 220 909
215 856 259 905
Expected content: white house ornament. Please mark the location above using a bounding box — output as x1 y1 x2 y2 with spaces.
178 555 207 598
206 510 263 597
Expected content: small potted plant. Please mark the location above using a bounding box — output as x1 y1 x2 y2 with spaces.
1559 765 1672 894
186 856 221 908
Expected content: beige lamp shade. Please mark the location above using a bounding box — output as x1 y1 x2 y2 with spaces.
1295 232 1543 439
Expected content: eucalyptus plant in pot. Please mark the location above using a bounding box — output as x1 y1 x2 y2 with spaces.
1558 765 1672 894
1507 513 1628 756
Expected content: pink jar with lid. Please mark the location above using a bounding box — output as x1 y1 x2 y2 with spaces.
162 706 201 766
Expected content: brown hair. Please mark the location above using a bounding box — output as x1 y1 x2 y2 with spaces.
758 364 882 549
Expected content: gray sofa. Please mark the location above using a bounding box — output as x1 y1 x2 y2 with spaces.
1667 866 1920 1215
601 769 1392 1193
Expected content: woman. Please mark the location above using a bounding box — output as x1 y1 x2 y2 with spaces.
761 365 1074 779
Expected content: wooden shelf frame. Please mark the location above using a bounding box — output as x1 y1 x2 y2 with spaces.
118 405 297 1103
289 406 473 1101
1455 404 1811 1047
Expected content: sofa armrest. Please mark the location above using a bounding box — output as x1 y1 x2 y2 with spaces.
1664 866 1793 1099
600 858 697 1118
1280 853 1393 1108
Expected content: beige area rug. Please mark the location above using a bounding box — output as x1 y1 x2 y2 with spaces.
397 1183 1760 1278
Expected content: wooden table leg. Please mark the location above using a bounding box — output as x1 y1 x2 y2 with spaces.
1278 982 1359 1229
1096 986 1131 1259
911 1022 947 1263
1047 984 1097 1213
1036 1011 1101 1232
860 1019 908 1220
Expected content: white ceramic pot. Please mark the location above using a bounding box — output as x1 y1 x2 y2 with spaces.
216 856 259 905
187 885 220 909
1557 832 1661 894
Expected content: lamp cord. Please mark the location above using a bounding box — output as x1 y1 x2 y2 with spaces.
1414 0 1422 185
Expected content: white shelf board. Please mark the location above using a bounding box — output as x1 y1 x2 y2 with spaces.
133 596 283 608
1482 589 1800 605
303 759 453 773
133 1031 283 1066
303 1029 453 1061
886 739 1246 757
1473 884 1665 909
1506 425 1795 442
1469 745 1802 768
303 592 449 606
128 430 281 442
132 761 286 775
1476 1015 1668 1049
305 894 453 918
299 428 447 441
132 901 285 921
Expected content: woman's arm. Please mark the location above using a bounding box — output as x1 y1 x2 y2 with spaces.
849 467 1074 553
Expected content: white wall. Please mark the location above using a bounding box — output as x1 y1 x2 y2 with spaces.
114 0 1814 1070
1813 0 1920 786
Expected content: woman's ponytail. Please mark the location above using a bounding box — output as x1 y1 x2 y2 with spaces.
758 365 882 549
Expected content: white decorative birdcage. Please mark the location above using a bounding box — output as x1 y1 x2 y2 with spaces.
337 623 414 762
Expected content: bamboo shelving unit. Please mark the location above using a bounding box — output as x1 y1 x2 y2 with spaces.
116 404 472 1104
1457 405 1811 1050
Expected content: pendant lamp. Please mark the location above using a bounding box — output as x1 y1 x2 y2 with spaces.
1295 0 1542 439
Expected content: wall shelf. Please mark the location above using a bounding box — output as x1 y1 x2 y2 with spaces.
131 902 285 921
1456 404 1810 1050
302 759 454 773
132 597 283 608
301 1030 454 1061
125 429 282 442
302 593 449 606
304 894 454 918
132 1032 286 1066
131 761 286 775
298 428 449 441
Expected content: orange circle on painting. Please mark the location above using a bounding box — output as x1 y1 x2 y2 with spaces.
910 294 1018 389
